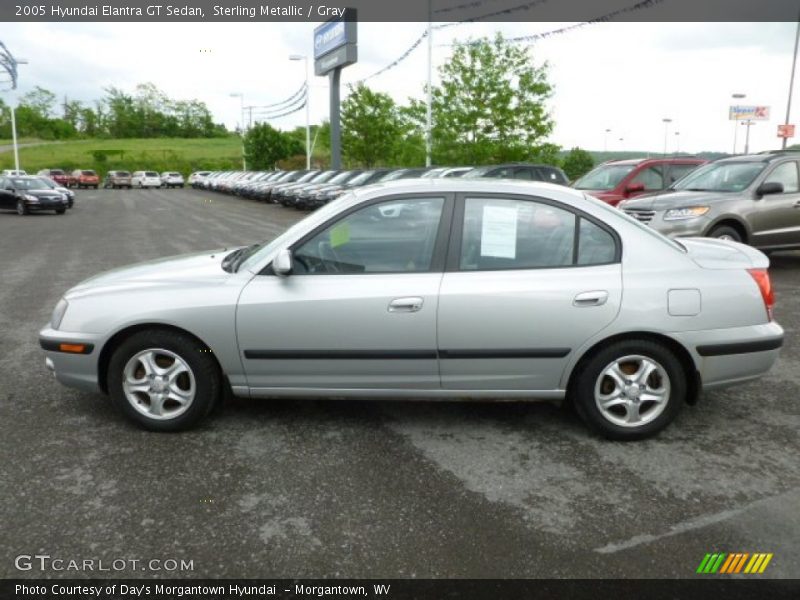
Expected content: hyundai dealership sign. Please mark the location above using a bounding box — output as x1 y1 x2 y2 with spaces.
313 9 357 75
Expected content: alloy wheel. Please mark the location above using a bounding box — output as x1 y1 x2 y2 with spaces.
122 348 196 420
593 354 670 428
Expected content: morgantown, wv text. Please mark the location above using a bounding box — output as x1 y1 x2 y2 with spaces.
17 583 392 597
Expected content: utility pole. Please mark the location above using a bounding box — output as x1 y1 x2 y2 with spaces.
782 17 800 150
425 0 433 167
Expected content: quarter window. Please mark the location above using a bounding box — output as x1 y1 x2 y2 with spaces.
293 197 445 274
764 162 799 193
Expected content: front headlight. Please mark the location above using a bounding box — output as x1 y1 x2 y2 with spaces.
24 194 40 202
664 206 710 221
51 298 69 330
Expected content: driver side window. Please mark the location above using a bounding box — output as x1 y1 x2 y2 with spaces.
293 197 445 274
764 162 799 193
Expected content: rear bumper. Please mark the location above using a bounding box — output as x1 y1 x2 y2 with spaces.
671 321 784 390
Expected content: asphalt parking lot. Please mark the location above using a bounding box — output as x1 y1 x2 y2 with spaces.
1 187 798 579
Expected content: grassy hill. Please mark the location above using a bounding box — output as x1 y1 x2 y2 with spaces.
0 137 244 175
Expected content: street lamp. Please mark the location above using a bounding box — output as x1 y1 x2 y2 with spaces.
0 41 26 173
675 131 680 154
604 128 611 152
230 92 246 170
289 54 311 170
662 118 672 156
731 93 746 154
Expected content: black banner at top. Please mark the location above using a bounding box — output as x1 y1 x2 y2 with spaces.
2 0 799 22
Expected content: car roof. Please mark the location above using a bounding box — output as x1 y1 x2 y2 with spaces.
602 157 704 166
717 151 800 164
350 176 583 200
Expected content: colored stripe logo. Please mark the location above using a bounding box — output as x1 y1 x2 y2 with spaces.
696 552 773 574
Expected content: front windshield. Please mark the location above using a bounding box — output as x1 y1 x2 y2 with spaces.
9 178 48 190
462 167 490 178
672 161 765 192
328 171 358 184
37 177 56 188
378 169 408 182
346 170 377 185
308 171 337 183
574 164 637 190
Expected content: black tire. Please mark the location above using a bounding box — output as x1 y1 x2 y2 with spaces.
16 199 28 215
708 225 742 243
55 208 66 215
108 329 221 432
572 339 685 441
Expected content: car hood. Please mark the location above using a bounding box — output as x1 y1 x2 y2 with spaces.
28 189 66 198
66 248 239 300
620 190 735 211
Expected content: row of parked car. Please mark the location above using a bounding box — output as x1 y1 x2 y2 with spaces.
192 151 800 252
33 169 185 189
190 163 570 211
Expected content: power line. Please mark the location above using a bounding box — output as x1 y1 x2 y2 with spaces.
249 82 307 110
252 99 307 121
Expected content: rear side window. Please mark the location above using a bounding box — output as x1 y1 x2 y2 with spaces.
460 197 618 271
145 171 159 177
82 170 96 176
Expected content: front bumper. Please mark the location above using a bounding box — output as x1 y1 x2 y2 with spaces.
39 327 104 394
28 199 68 211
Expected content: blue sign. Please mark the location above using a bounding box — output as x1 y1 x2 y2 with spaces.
314 18 348 59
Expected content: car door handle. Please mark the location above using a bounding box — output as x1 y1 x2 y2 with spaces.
573 291 609 307
388 297 424 313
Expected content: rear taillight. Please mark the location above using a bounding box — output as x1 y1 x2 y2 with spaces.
747 268 774 321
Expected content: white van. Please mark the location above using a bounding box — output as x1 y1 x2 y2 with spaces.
131 171 162 188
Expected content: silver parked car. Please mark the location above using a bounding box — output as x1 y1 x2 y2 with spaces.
39 179 783 440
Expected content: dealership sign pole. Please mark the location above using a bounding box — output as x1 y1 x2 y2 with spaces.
314 10 357 170
729 105 770 154
782 17 799 150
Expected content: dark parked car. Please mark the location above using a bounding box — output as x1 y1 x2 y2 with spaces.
103 170 133 189
465 163 570 186
574 157 706 206
0 175 70 215
38 176 75 208
619 151 800 250
37 168 70 187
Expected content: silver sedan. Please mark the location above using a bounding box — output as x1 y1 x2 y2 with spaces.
39 179 784 440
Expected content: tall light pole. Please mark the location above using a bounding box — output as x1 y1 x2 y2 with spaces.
425 0 433 167
230 92 246 170
782 18 800 150
662 118 672 156
674 131 680 154
604 128 611 152
0 41 25 172
731 92 746 154
289 54 311 169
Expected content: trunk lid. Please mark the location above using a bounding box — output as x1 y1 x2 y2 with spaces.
679 237 769 269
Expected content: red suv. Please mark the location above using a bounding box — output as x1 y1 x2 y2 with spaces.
573 157 706 206
71 169 100 189
37 168 70 186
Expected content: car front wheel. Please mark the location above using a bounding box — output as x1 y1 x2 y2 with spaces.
55 208 66 214
16 199 28 215
572 339 685 441
108 329 220 431
708 225 742 243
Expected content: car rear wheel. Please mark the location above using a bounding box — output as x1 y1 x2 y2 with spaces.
708 225 742 243
16 200 28 215
572 339 685 440
55 208 66 215
108 330 220 431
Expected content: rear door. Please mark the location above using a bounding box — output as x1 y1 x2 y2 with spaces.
437 194 622 391
0 177 14 209
750 160 800 248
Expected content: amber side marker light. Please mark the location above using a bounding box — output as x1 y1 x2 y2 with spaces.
59 343 86 354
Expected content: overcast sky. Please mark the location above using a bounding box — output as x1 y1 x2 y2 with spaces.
2 21 797 153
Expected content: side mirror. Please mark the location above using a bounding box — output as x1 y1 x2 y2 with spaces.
756 181 784 197
273 248 293 276
626 182 645 194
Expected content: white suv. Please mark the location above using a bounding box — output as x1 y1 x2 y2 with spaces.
161 172 185 188
131 171 162 189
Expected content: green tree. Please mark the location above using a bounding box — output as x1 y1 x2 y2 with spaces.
561 147 594 181
341 84 403 167
409 33 556 166
244 122 301 169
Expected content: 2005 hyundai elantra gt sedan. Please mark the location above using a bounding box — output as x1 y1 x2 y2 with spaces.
39 179 784 440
